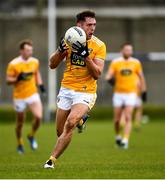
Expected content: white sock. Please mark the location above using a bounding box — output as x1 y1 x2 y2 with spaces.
122 138 129 144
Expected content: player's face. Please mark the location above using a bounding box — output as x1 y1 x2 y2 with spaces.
121 45 133 59
78 17 96 40
20 44 33 59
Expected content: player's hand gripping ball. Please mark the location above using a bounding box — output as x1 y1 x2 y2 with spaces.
64 26 87 52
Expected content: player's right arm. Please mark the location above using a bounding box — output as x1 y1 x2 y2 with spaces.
49 38 68 69
49 50 66 69
6 75 17 85
6 63 18 85
105 61 115 86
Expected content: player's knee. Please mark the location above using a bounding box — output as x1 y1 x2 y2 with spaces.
115 120 120 124
16 122 23 130
125 114 132 122
64 113 82 134
66 117 78 129
68 112 82 122
65 120 75 131
114 117 121 123
34 112 43 121
57 129 63 137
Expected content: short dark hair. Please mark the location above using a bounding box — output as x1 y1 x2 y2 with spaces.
120 42 133 49
19 39 33 49
76 10 95 22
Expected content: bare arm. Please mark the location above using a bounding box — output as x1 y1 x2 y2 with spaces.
6 75 17 85
35 70 46 94
85 57 104 80
35 70 43 85
105 67 114 81
49 50 66 69
138 71 147 92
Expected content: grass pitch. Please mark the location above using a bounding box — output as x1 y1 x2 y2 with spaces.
0 119 165 178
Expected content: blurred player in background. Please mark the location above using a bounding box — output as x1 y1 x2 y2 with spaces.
44 10 106 169
119 77 145 132
134 78 144 129
6 40 46 154
106 43 147 149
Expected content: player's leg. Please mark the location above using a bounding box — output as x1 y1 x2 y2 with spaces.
55 88 73 137
14 99 26 153
76 93 96 133
56 108 70 137
44 103 89 168
134 103 143 130
77 114 89 133
27 94 43 150
112 93 124 145
121 105 134 149
120 93 137 149
28 100 42 134
119 110 126 136
114 107 123 145
15 111 25 153
52 104 89 158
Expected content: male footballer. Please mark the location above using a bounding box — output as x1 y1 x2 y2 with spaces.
106 43 147 149
44 10 106 168
6 40 46 154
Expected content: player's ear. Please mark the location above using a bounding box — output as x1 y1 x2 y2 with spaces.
77 22 81 27
77 21 84 28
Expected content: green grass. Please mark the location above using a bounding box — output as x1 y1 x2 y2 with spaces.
0 119 165 178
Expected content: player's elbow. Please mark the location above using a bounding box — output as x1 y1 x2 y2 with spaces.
49 64 55 69
93 74 99 80
93 71 101 80
6 79 12 85
49 61 56 69
93 76 98 80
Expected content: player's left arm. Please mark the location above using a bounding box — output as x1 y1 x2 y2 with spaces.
72 41 106 80
35 69 46 94
85 57 104 80
137 68 147 102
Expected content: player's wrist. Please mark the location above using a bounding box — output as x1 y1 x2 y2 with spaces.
72 41 89 58
39 84 46 94
84 56 90 61
58 38 68 53
107 78 115 86
141 91 147 102
58 46 65 53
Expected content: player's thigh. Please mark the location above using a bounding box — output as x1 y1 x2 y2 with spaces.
13 99 26 113
124 93 137 107
57 87 72 111
124 106 134 121
72 92 97 111
28 100 43 119
15 111 25 126
13 99 26 125
66 103 89 128
135 96 142 108
125 104 134 112
113 93 124 107
56 108 70 136
26 93 42 119
113 106 123 122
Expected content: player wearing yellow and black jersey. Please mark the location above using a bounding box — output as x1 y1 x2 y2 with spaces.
44 10 106 169
6 40 46 154
106 43 147 149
